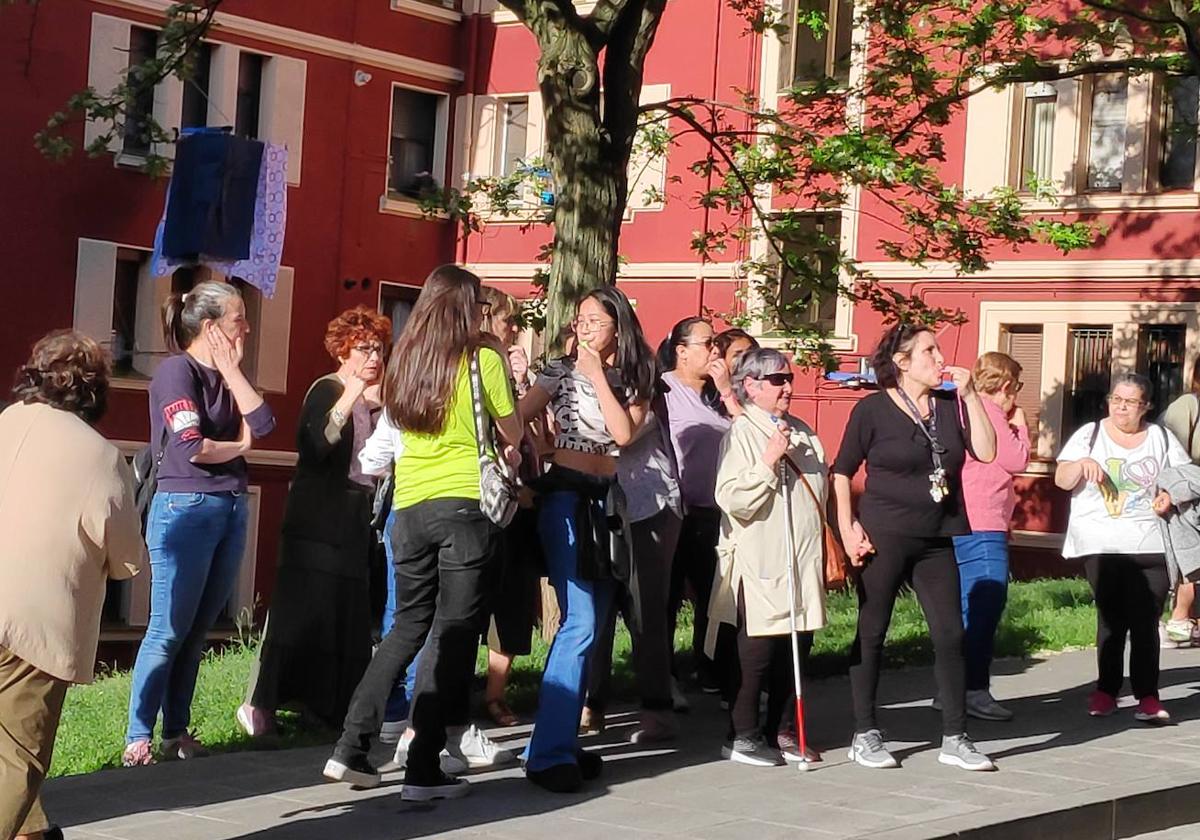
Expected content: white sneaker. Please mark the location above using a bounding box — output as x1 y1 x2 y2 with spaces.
938 734 996 772
393 727 469 775
379 718 408 745
1166 619 1196 644
447 724 515 769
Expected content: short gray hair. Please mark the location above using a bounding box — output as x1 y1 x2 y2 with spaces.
732 347 789 405
1110 372 1154 406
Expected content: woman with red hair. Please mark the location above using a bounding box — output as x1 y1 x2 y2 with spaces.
238 306 391 735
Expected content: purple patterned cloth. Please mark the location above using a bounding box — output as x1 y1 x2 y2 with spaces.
152 142 288 298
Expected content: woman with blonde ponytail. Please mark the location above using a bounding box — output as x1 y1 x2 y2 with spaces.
123 279 275 767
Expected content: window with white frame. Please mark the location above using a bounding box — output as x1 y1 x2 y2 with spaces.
86 14 306 184
497 97 530 177
1085 73 1129 192
73 239 293 392
1159 75 1199 190
389 86 446 199
1017 82 1056 190
783 0 854 86
773 212 842 331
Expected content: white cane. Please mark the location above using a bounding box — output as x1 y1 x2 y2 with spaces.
779 458 813 771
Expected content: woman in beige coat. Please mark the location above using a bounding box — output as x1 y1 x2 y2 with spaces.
706 347 827 768
0 331 145 840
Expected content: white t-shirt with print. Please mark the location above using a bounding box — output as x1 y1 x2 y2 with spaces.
1058 421 1191 558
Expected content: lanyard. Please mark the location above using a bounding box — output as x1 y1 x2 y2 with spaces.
895 388 950 502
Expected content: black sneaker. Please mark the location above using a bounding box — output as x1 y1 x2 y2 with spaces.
576 749 603 780
323 753 381 788
526 761 583 793
720 736 785 767
401 769 470 801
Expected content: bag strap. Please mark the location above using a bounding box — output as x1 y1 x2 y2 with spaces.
1087 421 1101 454
1190 394 1199 455
468 349 494 460
781 447 830 532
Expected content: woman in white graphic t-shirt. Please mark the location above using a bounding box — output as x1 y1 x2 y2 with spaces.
1056 373 1190 724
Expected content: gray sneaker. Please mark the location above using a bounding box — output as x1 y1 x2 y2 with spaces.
721 736 785 767
847 729 898 769
938 734 995 771
966 689 1014 722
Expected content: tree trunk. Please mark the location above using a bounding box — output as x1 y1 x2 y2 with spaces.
536 29 631 353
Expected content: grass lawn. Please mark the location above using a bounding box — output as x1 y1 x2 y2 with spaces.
50 577 1097 779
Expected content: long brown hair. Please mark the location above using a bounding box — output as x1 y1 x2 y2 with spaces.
383 264 482 434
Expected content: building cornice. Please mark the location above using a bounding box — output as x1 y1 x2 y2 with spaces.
854 258 1200 281
94 0 464 84
468 261 746 282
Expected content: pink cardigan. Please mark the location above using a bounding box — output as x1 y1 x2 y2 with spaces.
961 398 1031 533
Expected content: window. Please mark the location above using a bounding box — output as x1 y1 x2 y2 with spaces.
380 282 421 343
123 26 158 156
787 0 854 85
775 212 841 330
235 52 264 139
111 248 148 378
1064 326 1114 437
389 87 441 199
1138 324 1186 411
498 97 529 177
1159 75 1199 190
1018 82 1056 190
180 42 213 130
1086 74 1128 192
1001 326 1044 446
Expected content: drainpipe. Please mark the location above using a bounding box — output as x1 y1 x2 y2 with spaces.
457 4 482 265
696 0 724 315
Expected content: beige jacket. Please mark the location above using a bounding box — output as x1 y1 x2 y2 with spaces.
705 405 827 655
0 402 145 682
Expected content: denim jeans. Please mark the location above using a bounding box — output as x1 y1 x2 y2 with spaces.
335 498 496 783
381 508 418 724
126 491 248 743
952 531 1009 692
525 490 615 772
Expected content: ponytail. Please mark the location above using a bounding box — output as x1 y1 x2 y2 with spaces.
162 279 241 353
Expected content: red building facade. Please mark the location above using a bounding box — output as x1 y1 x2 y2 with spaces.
3 0 1198 648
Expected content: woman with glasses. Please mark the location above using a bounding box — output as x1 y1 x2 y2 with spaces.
519 287 656 793
659 318 741 701
706 348 827 767
946 352 1030 723
239 306 391 736
832 323 997 772
1056 373 1190 723
324 267 524 801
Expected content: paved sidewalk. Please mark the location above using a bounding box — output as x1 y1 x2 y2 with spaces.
44 647 1200 839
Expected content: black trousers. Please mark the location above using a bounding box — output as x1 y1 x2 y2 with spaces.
849 534 966 736
730 589 812 740
669 507 722 681
1083 552 1170 700
587 508 681 712
335 498 496 782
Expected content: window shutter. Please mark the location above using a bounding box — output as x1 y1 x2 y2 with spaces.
207 44 241 130
74 239 118 347
962 82 1014 198
1003 327 1044 448
133 259 171 378
153 72 184 160
627 83 670 212
86 14 132 153
471 95 499 178
254 266 293 393
261 56 307 185
525 91 544 160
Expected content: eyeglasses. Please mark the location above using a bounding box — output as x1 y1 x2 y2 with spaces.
683 337 715 349
1107 396 1146 408
573 317 614 330
352 343 384 358
755 372 794 386
1012 380 1025 393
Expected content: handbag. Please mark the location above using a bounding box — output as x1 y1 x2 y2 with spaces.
469 350 519 528
783 453 849 590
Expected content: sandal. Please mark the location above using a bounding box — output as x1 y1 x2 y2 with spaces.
486 698 519 727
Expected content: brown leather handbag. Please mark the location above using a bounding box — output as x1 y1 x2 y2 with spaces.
784 455 850 590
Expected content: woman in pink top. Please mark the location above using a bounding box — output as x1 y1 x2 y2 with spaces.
952 352 1030 722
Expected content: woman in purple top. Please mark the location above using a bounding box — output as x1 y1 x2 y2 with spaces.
123 280 275 767
659 317 743 702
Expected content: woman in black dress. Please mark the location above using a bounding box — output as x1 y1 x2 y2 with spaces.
237 306 392 734
832 323 996 772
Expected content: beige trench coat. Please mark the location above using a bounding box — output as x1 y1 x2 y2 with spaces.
704 405 827 655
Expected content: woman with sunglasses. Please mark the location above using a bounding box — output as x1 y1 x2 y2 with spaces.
706 348 827 767
939 352 1030 724
832 323 997 772
1056 373 1190 723
519 286 656 793
659 318 742 701
239 306 391 736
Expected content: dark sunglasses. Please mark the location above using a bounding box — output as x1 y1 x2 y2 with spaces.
755 372 794 386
